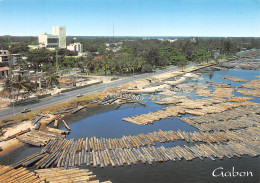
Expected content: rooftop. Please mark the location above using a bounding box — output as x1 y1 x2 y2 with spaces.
0 67 9 71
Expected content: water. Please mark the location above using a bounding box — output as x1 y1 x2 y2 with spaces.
0 68 259 183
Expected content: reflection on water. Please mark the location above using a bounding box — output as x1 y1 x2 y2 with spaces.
208 72 214 79
90 156 259 183
0 69 259 183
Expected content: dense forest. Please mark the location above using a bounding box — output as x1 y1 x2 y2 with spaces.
0 36 259 75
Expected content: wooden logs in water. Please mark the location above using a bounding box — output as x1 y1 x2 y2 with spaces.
3 128 31 141
47 114 61 125
0 165 41 183
35 167 112 183
122 100 259 125
62 120 71 131
180 104 260 132
54 119 59 128
14 137 259 169
16 127 68 147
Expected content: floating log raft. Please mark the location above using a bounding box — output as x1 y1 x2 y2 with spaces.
47 114 61 125
123 98 258 125
13 124 259 169
122 106 185 125
237 79 260 97
196 89 212 97
0 165 41 183
3 128 31 141
35 167 112 183
228 96 253 102
32 127 257 151
16 127 69 146
211 87 234 98
237 88 260 98
97 93 145 106
15 139 259 169
180 104 260 132
220 76 248 82
62 120 71 131
242 78 260 89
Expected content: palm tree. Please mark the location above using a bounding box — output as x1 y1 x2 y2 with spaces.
102 50 113 75
45 72 59 88
2 75 35 99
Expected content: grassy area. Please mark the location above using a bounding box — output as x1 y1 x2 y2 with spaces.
78 73 87 76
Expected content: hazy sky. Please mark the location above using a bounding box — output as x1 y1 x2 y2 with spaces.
0 0 259 37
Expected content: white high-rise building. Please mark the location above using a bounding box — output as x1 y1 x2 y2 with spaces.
37 26 66 49
52 26 66 48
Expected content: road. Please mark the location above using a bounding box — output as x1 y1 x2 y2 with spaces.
0 65 182 120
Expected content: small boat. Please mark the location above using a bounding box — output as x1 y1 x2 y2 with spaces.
21 108 31 113
76 93 83 97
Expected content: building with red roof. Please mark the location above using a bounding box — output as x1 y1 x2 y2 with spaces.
0 67 9 77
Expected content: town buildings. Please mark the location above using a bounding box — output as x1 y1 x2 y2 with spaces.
0 50 22 65
67 42 83 53
0 67 9 77
37 26 66 49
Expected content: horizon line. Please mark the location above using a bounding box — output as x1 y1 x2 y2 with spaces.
1 35 260 38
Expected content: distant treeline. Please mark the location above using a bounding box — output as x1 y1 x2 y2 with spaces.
0 36 260 75
0 36 259 54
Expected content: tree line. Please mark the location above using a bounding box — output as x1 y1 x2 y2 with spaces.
1 36 260 75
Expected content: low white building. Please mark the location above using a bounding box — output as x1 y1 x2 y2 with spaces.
67 42 83 53
0 50 9 63
38 33 59 49
28 43 45 50
0 54 9 63
0 50 8 55
0 50 22 64
78 52 88 57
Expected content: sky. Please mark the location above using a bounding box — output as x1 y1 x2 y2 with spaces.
0 0 259 37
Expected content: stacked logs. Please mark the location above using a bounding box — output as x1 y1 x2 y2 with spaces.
16 127 69 147
3 128 31 141
122 100 258 125
0 165 42 183
17 127 260 151
13 140 259 169
180 104 260 132
12 126 259 169
35 167 112 183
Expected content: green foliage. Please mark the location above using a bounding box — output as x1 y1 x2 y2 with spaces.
1 36 260 75
26 48 53 71
144 47 160 66
41 63 53 72
44 72 60 88
191 49 210 65
62 57 76 68
177 55 189 71
142 63 153 72
3 75 35 97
